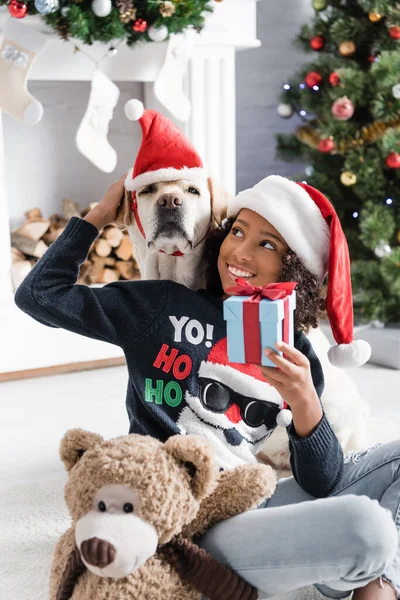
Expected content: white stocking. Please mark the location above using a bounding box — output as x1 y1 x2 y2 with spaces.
76 69 120 173
0 18 46 125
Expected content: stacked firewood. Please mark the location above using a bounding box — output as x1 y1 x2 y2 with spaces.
10 199 140 290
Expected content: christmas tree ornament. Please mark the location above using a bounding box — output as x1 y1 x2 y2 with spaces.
332 96 355 121
393 83 400 99
148 25 169 42
60 5 69 16
386 152 400 169
368 54 378 63
305 71 322 88
340 171 357 186
329 72 340 86
160 1 176 17
0 18 46 124
339 41 356 57
312 0 327 11
277 103 293 118
310 35 325 51
91 0 112 17
8 0 28 18
389 26 400 40
133 18 148 32
76 70 120 173
318 138 335 153
116 0 136 24
368 12 382 23
108 46 118 57
34 0 59 15
374 240 392 258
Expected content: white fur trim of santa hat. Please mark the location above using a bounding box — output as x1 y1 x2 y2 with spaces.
124 166 208 192
228 175 330 283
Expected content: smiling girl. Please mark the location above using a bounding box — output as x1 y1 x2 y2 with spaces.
15 174 399 599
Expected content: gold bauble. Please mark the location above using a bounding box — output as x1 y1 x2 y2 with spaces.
369 12 382 23
339 41 356 57
341 171 357 186
159 1 176 17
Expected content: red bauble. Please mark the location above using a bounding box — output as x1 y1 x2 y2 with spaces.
310 35 325 51
8 0 28 18
389 26 400 40
386 152 400 169
133 19 148 33
329 72 340 86
332 96 355 121
318 139 335 153
305 71 323 88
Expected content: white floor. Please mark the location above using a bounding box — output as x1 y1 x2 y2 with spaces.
1 361 400 490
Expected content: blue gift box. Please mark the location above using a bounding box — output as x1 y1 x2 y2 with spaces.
223 291 296 367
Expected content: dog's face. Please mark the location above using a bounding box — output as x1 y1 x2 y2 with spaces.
134 179 211 255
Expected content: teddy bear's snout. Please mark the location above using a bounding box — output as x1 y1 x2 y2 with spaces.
80 537 116 568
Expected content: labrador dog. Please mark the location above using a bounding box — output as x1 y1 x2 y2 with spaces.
116 177 228 290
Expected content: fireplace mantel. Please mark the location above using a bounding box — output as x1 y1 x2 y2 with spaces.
0 0 261 379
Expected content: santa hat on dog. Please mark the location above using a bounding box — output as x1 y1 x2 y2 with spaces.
124 99 208 192
199 337 293 427
227 175 371 369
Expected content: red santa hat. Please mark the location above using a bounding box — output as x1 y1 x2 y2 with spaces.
124 99 208 192
199 338 293 427
227 175 371 369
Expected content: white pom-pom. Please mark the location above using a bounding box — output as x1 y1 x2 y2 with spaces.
328 340 371 368
276 409 292 427
125 99 144 121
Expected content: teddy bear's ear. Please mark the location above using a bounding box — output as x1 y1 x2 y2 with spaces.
208 177 230 227
60 429 103 472
165 435 218 501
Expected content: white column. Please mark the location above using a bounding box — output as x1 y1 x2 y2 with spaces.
0 112 12 301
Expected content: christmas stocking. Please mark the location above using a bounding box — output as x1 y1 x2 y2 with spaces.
76 70 120 173
0 18 46 125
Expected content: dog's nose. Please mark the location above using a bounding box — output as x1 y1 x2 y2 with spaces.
80 537 116 568
157 193 183 209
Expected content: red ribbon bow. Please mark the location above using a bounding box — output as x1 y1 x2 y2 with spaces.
226 279 297 300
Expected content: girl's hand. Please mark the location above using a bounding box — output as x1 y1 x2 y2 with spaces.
259 341 323 437
84 173 126 231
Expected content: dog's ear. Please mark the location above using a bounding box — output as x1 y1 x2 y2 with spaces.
115 189 134 231
208 177 230 226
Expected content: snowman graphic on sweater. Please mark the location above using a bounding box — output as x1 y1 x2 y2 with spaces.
177 337 292 470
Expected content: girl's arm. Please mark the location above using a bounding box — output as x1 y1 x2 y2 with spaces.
15 177 169 348
259 335 343 498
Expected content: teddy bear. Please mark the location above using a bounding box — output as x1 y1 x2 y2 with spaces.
50 429 276 600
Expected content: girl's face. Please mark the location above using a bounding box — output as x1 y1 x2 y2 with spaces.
218 208 289 293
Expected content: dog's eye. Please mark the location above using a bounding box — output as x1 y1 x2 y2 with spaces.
187 187 199 195
141 184 155 195
98 501 107 512
123 503 134 513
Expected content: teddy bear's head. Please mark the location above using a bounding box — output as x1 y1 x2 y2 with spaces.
60 429 218 580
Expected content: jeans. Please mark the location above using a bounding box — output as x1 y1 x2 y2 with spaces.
198 440 400 599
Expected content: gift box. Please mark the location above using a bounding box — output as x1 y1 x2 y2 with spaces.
223 279 297 367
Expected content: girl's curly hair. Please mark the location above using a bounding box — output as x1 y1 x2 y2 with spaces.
203 217 326 333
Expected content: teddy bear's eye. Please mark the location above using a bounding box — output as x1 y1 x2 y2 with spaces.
123 503 134 513
98 501 106 512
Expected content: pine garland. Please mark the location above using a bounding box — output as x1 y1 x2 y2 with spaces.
1 0 214 46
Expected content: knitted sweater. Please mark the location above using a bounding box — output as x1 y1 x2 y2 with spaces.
15 217 343 497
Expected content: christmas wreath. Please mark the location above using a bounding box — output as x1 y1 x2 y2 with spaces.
2 0 215 46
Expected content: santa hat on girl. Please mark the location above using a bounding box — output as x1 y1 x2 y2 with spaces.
124 99 208 191
227 175 371 369
199 337 293 427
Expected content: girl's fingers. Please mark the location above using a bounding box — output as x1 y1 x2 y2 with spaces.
258 365 290 385
273 342 309 368
263 346 297 376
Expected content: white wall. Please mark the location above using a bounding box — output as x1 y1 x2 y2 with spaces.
5 81 143 229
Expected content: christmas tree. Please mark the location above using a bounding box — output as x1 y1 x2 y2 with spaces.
276 0 400 324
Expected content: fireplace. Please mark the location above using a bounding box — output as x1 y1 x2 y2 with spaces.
0 0 262 379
